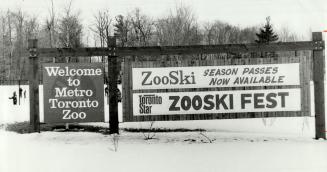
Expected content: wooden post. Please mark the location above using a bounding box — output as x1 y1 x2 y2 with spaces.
312 32 326 139
108 36 119 134
28 39 40 132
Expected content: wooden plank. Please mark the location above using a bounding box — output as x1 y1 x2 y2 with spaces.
126 57 132 122
312 32 326 139
0 80 29 85
306 55 311 116
122 59 128 122
303 55 311 116
24 41 324 58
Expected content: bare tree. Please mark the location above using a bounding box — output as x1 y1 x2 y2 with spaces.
90 10 112 62
12 10 25 79
22 16 39 79
278 26 298 42
203 20 257 45
7 10 13 79
24 16 39 40
128 8 154 46
155 5 201 46
203 21 233 44
57 0 83 62
0 13 6 79
203 22 214 45
0 9 40 80
45 0 56 48
238 26 257 43
91 10 112 47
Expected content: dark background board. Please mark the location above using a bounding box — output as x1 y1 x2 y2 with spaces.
43 63 104 123
123 56 311 122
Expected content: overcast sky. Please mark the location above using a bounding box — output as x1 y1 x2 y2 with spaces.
1 0 326 39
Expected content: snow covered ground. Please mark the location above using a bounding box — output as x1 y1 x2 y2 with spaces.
0 83 327 172
1 129 327 172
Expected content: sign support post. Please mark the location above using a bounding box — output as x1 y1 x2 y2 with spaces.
28 39 40 133
108 36 119 134
312 32 326 139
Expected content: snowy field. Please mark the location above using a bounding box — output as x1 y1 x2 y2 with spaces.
0 84 327 172
1 129 327 172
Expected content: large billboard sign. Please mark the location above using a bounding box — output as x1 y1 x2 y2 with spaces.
123 60 308 121
43 63 104 123
133 89 301 116
132 63 300 90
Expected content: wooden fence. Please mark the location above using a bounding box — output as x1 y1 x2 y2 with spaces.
21 32 325 139
0 80 29 85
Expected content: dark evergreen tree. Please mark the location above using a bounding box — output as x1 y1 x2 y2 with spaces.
255 17 278 43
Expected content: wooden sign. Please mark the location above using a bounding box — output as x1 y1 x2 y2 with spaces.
43 63 104 123
132 63 300 90
123 57 311 122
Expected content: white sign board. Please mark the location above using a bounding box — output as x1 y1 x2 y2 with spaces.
133 89 301 116
132 63 300 90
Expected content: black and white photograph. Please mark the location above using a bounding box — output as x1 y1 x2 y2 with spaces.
0 0 326 171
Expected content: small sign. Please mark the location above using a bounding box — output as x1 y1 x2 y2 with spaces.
133 89 301 116
132 63 300 90
43 63 104 123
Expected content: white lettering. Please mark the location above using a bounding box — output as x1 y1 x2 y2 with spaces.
45 66 103 77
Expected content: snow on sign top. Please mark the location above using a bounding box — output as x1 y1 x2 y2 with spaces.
132 63 300 90
43 63 105 123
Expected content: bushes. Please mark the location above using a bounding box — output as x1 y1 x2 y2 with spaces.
4 122 108 134
3 122 206 135
123 127 205 133
4 122 53 133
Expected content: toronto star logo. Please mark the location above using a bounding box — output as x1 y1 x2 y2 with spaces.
139 94 162 114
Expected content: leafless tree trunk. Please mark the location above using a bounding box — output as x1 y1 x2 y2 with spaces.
155 5 200 46
0 15 5 80
57 0 83 62
13 10 25 79
129 8 154 47
91 10 112 62
7 11 13 79
278 26 298 42
46 0 56 48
